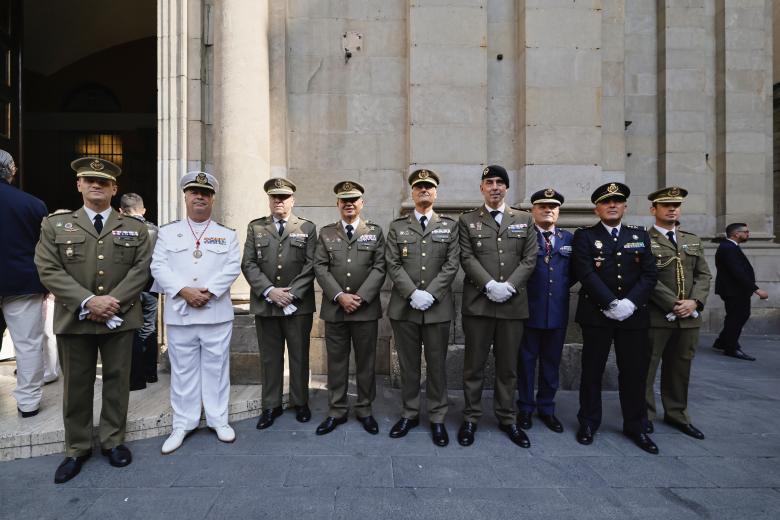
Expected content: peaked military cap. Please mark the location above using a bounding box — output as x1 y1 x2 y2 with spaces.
333 180 364 199
264 177 297 195
591 182 630 204
181 171 219 194
531 188 564 206
408 168 439 187
481 164 509 188
71 157 121 182
647 186 687 204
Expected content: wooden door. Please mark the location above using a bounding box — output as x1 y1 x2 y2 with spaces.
0 0 20 184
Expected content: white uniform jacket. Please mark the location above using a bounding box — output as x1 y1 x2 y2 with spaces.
151 219 241 326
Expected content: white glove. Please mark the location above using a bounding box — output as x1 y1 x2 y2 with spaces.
171 297 190 316
283 303 298 316
665 310 700 322
602 308 619 320
612 299 637 321
105 316 124 330
410 289 435 311
485 281 515 303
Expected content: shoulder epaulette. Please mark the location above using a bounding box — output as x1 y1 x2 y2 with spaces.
678 229 697 236
392 215 408 222
439 214 456 221
214 221 235 231
47 209 72 217
321 222 338 229
625 224 644 230
297 216 313 223
160 220 180 228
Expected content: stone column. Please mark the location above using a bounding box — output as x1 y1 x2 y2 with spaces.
657 0 713 233
408 0 487 205
518 1 603 225
715 0 774 239
157 0 205 224
212 0 272 298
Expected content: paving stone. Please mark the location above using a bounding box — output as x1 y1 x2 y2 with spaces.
492 455 608 488
79 487 220 520
206 486 336 520
392 455 502 488
700 434 780 458
582 456 718 488
171 454 290 487
285 455 393 487
0 487 104 520
680 457 780 488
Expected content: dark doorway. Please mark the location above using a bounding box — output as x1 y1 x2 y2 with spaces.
20 0 157 221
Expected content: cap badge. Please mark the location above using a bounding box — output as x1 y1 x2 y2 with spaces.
418 170 429 179
544 188 555 198
669 186 680 196
274 178 284 188
343 182 353 191
482 167 490 177
607 183 618 194
196 173 208 185
90 159 104 171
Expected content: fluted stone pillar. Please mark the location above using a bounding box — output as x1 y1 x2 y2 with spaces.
212 0 272 299
518 1 604 225
715 0 774 240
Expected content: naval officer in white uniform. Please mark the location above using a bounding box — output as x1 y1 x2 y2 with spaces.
151 171 241 454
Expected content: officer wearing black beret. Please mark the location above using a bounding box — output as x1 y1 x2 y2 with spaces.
572 182 659 453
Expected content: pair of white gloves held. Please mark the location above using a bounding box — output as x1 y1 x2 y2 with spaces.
410 289 435 311
485 280 516 303
602 299 636 321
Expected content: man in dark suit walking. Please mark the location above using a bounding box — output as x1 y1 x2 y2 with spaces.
0 149 49 418
713 223 768 361
572 182 659 454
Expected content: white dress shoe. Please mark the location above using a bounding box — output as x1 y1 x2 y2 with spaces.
213 424 235 443
161 429 189 454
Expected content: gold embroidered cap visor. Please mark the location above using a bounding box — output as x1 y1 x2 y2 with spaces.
264 177 297 195
647 186 688 204
591 182 630 204
408 168 440 187
71 157 121 182
334 180 365 199
530 188 564 206
181 171 219 194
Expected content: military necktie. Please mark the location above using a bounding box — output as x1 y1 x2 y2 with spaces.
419 215 427 231
490 210 500 223
611 227 618 241
277 219 285 237
667 230 677 248
542 230 552 263
346 224 354 240
93 214 103 234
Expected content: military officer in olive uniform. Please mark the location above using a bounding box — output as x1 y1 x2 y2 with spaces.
242 178 317 428
645 186 711 440
314 181 386 436
35 157 152 483
457 165 537 449
572 182 659 454
386 169 459 447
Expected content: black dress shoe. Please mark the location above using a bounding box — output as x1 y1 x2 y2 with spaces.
129 381 147 391
499 423 531 448
576 425 594 445
389 417 419 438
644 421 654 434
538 413 564 433
316 416 347 435
431 423 449 447
146 374 158 383
457 421 477 446
712 339 725 351
358 415 379 435
101 444 133 467
295 404 312 423
256 406 283 429
54 454 90 484
18 407 39 418
517 411 533 430
664 419 705 440
624 431 659 454
724 348 755 361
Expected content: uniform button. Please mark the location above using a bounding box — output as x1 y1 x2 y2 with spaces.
98 254 104 260
421 266 426 270
278 265 283 269
617 263 621 267
97 286 104 291
276 276 281 280
422 240 427 244
346 287 351 291
549 292 553 296
66 240 72 244
193 278 198 281
617 252 622 256
98 270 104 275
617 275 622 279
278 253 283 258
549 280 553 283
347 273 351 277
618 286 622 291
348 246 352 250
347 259 351 263
499 250 503 254
497 238 502 242
500 262 505 266
422 253 426 257
98 240 103 245
499 276 504 281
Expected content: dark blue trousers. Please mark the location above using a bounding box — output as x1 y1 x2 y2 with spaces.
517 327 566 415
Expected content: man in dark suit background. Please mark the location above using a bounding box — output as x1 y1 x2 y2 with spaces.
572 182 659 454
713 223 768 361
0 148 49 418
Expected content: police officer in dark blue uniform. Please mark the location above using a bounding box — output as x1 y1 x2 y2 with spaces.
572 182 659 454
516 189 574 434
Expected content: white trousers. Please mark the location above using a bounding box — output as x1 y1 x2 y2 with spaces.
42 295 60 383
1 294 46 412
167 321 233 430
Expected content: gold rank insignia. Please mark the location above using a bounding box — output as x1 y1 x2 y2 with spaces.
607 183 618 193
196 173 208 184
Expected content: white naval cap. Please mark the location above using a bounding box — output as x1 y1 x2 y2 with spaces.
181 171 219 194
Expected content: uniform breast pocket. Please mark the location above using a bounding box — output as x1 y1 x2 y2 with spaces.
429 232 452 257
356 240 378 261
325 239 345 264
289 237 308 260
682 245 702 269
204 243 228 257
255 235 270 260
113 236 140 264
558 245 572 257
55 234 87 264
469 231 495 255
397 235 418 257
